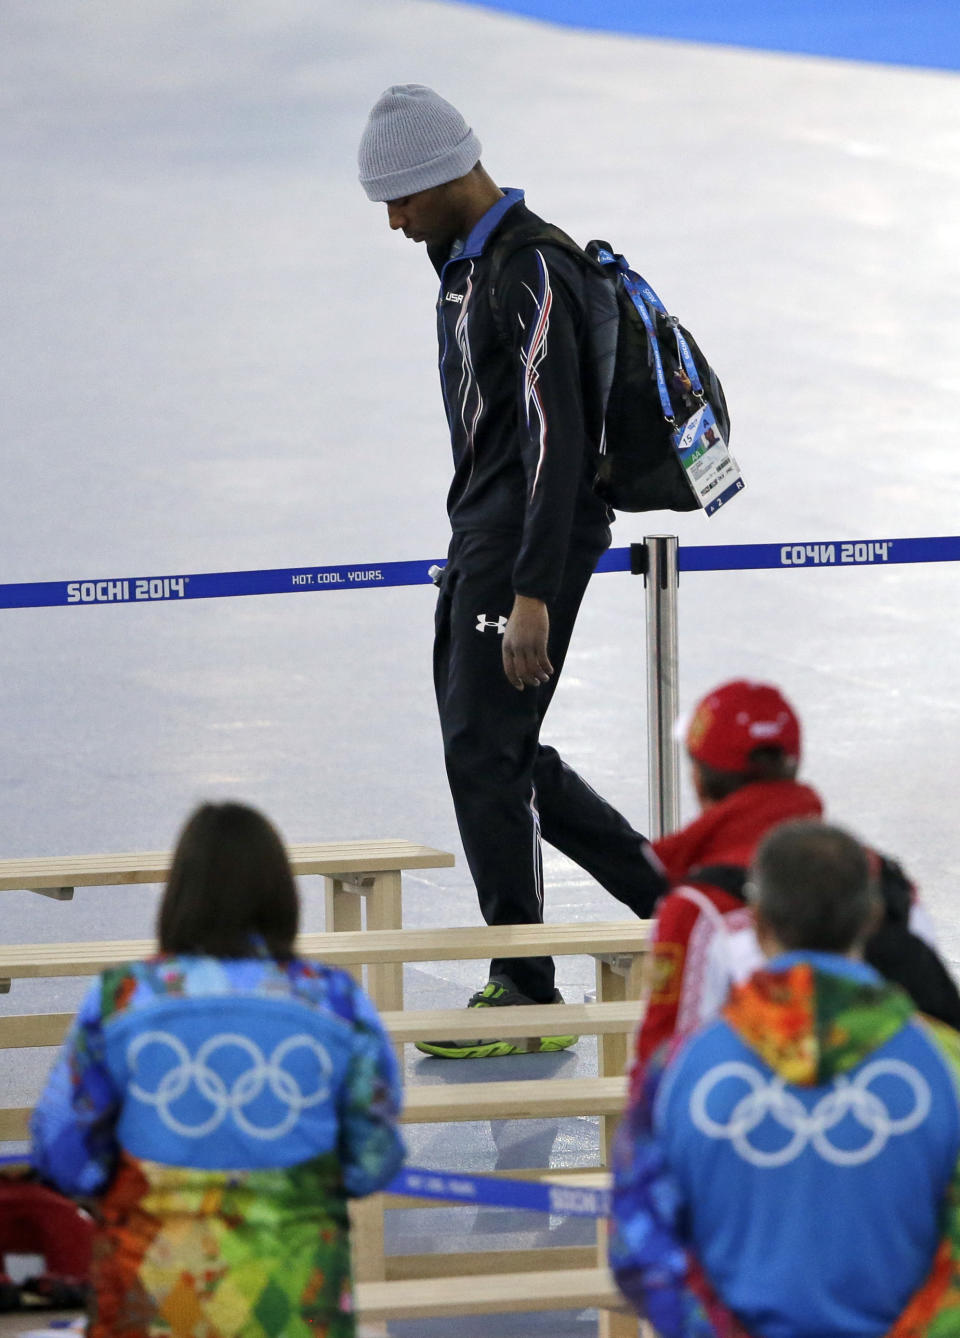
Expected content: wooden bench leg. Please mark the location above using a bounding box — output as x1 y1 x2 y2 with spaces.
324 876 364 985
596 1213 641 1338
363 871 403 1015
596 955 644 1338
327 871 404 1337
348 873 403 1325
595 955 643 1160
323 871 404 1012
350 1195 388 1338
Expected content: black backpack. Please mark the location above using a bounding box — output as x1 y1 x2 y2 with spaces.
489 224 732 513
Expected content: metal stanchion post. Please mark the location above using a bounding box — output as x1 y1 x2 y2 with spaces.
633 536 681 838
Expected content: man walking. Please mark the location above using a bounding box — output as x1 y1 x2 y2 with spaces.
358 85 666 1055
610 820 960 1337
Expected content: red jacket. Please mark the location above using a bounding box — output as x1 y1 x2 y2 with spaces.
635 780 823 1066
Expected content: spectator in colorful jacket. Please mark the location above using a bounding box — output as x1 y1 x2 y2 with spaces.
31 802 404 1338
611 820 960 1338
636 679 960 1067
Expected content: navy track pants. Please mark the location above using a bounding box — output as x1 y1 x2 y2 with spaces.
433 530 666 1001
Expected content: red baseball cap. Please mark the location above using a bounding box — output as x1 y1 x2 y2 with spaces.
685 680 801 773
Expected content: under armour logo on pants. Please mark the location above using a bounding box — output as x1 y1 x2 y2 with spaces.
476 614 507 634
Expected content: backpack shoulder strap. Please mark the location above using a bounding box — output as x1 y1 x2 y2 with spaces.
487 223 594 345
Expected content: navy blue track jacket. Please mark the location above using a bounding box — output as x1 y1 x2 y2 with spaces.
428 189 614 603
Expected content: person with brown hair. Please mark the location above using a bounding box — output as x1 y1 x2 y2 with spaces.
31 801 404 1338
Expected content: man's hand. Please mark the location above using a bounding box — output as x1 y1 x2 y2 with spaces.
502 595 553 690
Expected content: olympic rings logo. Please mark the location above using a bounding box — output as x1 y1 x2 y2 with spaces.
127 1030 333 1140
689 1059 931 1167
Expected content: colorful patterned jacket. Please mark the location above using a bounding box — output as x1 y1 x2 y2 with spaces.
30 952 405 1338
611 953 960 1338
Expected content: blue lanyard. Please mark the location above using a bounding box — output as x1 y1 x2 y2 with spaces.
593 247 704 426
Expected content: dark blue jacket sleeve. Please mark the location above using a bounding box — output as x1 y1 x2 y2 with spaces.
30 978 121 1197
609 1044 729 1338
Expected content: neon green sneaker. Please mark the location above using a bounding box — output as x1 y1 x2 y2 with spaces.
414 977 578 1059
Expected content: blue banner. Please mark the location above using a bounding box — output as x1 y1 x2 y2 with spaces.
677 535 960 572
0 536 958 611
388 1165 611 1218
0 559 444 611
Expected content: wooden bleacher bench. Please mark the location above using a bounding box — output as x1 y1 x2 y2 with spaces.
0 920 649 1142
0 993 637 1143
0 1076 628 1144
0 999 639 1052
355 1264 628 1320
0 1109 31 1141
0 995 637 1143
0 923 648 1144
0 920 649 988
0 839 455 1013
401 1075 626 1124
385 998 638 1043
0 840 454 900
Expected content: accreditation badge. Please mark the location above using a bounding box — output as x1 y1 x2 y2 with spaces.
673 403 744 516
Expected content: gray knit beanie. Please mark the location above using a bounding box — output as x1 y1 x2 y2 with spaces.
358 84 482 202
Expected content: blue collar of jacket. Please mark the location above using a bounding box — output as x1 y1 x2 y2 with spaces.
766 949 883 987
453 187 525 261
